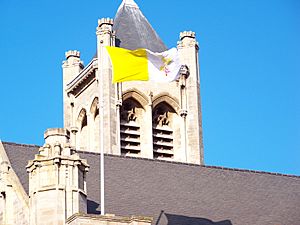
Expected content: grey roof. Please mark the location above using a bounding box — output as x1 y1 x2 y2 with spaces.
80 152 300 225
3 142 300 225
2 142 39 194
113 0 167 52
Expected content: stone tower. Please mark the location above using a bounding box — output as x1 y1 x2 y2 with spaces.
26 129 89 225
62 0 204 165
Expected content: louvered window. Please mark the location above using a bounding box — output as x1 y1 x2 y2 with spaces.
153 104 174 159
120 99 141 155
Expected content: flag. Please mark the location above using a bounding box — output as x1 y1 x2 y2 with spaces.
105 46 181 83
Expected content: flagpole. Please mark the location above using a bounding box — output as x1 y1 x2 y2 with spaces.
115 82 122 153
99 48 105 215
98 32 105 216
100 98 105 215
96 18 114 216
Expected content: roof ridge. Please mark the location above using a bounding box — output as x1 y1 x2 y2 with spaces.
77 150 300 179
2 141 40 148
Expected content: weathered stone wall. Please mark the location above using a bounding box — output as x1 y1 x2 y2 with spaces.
62 18 204 165
0 142 29 225
26 129 89 225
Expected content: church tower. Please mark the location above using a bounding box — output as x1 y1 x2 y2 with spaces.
62 0 204 165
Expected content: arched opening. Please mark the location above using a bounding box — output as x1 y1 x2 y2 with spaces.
120 97 144 156
90 97 99 152
77 109 88 151
152 102 176 159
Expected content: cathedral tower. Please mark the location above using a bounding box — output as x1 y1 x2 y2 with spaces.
62 0 204 165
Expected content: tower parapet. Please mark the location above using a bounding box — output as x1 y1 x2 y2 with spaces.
96 17 115 46
98 18 114 27
178 31 198 49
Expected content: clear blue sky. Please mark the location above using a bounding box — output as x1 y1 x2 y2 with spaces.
0 0 299 175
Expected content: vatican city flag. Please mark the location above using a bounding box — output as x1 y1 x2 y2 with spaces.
105 46 181 83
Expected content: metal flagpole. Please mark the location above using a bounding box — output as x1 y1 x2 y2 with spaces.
97 18 114 216
100 98 105 215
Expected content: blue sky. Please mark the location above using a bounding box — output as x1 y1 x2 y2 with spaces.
0 0 299 175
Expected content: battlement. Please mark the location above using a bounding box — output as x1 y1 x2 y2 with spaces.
98 18 114 27
180 31 196 40
65 50 80 59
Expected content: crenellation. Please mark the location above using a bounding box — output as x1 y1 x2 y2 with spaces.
65 50 81 60
97 18 114 27
180 31 196 40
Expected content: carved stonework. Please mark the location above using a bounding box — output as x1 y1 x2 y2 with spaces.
121 103 137 123
154 111 169 127
177 31 199 49
96 18 114 36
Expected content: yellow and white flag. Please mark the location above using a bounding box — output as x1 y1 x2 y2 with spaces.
106 46 181 83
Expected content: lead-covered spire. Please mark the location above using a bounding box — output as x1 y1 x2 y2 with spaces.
114 0 167 52
117 0 139 11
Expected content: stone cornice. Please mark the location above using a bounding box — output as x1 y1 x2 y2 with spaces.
66 213 153 224
66 58 98 95
26 155 89 173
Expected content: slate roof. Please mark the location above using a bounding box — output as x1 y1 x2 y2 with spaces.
2 142 39 194
113 0 167 52
2 142 300 225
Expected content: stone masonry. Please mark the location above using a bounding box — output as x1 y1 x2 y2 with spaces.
62 16 204 165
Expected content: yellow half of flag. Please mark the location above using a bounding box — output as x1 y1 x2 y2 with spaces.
106 47 149 83
106 46 181 83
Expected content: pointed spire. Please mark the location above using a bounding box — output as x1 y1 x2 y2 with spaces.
114 0 167 52
117 0 139 12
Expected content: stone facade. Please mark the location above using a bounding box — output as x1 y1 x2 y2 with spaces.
62 18 204 165
0 142 29 225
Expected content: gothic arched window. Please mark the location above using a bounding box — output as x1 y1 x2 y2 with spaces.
77 109 88 151
120 98 144 156
152 102 175 159
90 97 99 152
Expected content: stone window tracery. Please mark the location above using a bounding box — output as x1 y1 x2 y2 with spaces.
120 98 143 156
152 103 174 159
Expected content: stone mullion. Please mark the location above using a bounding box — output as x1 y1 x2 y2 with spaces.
87 112 93 152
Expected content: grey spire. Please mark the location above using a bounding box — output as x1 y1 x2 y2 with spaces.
113 0 167 52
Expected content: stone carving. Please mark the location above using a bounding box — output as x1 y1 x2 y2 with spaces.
155 111 169 127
